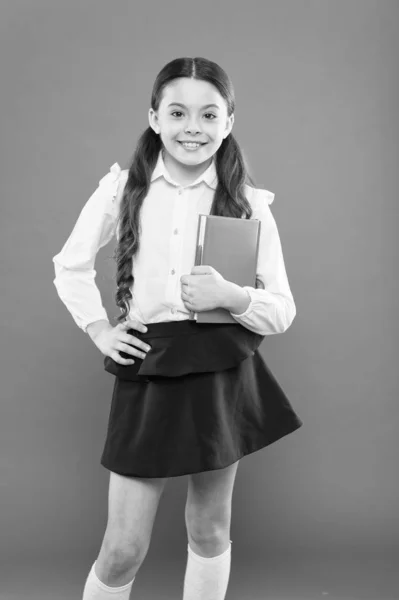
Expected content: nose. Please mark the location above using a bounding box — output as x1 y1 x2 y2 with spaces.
185 118 201 135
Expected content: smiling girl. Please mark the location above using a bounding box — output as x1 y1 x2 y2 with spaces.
52 56 303 600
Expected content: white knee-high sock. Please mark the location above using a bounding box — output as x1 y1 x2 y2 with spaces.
82 560 135 599
182 540 232 600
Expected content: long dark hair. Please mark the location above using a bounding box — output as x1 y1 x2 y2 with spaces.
113 56 258 324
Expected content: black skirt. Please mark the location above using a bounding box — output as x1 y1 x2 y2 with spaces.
100 319 303 478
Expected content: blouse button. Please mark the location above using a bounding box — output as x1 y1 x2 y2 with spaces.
174 228 179 235
171 308 177 314
171 268 175 275
178 188 183 195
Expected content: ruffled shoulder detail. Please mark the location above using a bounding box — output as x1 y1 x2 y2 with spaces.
98 162 123 200
257 187 275 205
244 184 275 207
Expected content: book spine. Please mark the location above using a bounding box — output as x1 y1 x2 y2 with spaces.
188 215 206 321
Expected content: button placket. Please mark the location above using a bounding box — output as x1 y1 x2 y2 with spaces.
167 186 187 313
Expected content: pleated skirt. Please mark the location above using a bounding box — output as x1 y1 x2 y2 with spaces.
100 319 303 478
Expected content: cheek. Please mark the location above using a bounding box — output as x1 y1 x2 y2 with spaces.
167 130 182 143
165 121 181 133
215 124 227 137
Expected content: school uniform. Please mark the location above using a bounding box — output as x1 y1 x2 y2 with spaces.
52 149 303 478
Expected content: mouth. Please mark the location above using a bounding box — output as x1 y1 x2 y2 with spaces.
177 141 207 147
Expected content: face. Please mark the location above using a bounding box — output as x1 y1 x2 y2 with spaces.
148 77 234 175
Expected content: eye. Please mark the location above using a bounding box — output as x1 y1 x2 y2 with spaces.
171 111 216 120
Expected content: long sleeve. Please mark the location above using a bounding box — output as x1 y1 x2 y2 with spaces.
52 163 123 332
229 189 297 336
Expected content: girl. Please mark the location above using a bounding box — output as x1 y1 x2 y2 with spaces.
52 56 303 600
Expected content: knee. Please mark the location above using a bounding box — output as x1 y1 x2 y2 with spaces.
185 508 231 543
95 542 146 587
102 537 148 573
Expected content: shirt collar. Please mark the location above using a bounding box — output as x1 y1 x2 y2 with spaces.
150 148 218 190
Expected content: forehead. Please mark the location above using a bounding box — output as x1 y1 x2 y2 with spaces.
161 77 225 110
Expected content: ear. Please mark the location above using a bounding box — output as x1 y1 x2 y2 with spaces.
224 113 234 139
148 108 160 134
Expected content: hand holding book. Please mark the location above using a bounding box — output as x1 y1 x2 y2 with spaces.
180 265 232 313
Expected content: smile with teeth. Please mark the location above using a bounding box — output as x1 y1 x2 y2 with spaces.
179 141 204 148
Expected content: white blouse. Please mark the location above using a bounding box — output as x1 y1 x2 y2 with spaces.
52 150 296 337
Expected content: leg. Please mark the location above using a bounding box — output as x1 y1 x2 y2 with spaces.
95 471 168 587
185 460 239 556
182 461 240 600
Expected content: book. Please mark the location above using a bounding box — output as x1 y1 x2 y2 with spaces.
188 213 261 323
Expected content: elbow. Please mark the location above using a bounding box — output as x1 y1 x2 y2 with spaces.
254 295 297 336
272 297 296 334
281 298 296 333
52 255 62 283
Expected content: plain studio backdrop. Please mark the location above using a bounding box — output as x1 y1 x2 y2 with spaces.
0 1 398 599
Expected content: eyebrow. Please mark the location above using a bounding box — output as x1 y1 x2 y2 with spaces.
167 102 220 110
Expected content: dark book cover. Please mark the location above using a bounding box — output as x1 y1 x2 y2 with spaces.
188 214 261 323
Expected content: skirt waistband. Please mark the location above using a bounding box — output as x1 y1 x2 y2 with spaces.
128 319 229 339
103 319 265 382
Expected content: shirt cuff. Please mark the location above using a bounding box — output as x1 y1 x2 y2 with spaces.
82 316 110 333
229 287 253 318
